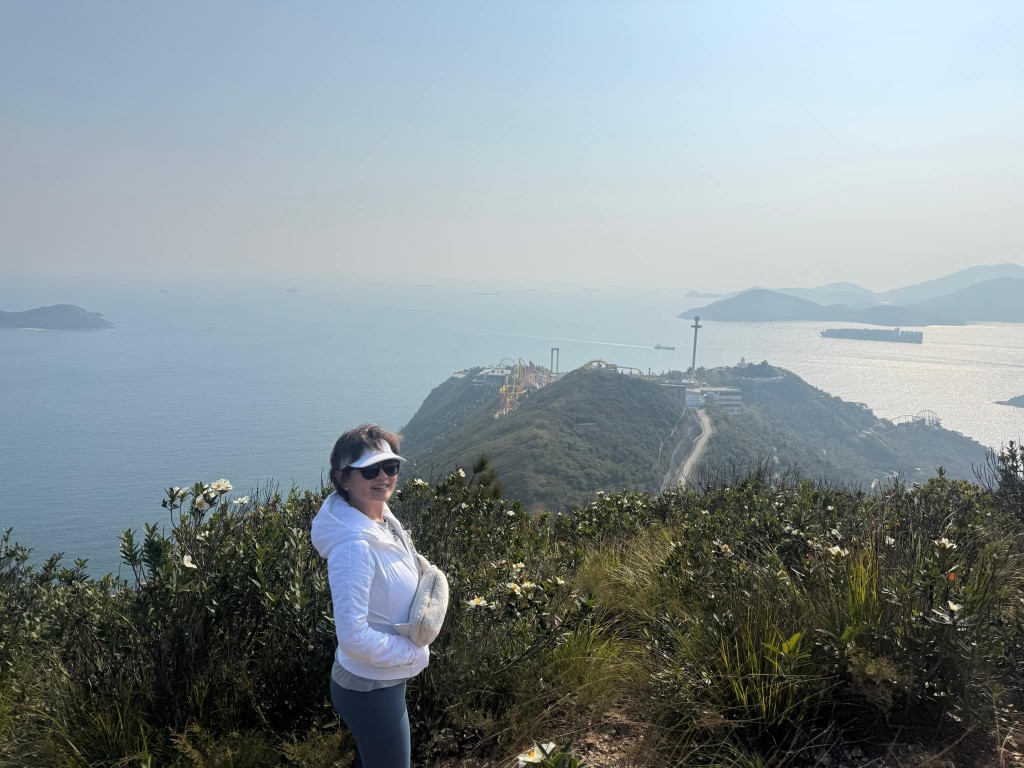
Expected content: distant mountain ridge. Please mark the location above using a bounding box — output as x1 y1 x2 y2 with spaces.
909 278 1024 323
682 264 1023 325
880 263 1024 305
0 304 113 330
679 289 960 326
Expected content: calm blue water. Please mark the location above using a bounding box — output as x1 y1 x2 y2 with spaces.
2 281 1023 575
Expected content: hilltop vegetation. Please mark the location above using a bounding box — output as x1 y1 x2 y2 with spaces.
1 361 1016 766
2 447 1023 767
401 367 699 512
698 363 988 487
402 362 990 507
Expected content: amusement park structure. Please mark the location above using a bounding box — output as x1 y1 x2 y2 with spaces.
496 358 556 418
581 359 645 376
488 356 657 418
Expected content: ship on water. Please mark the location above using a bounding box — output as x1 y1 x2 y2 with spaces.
654 343 676 350
820 327 923 344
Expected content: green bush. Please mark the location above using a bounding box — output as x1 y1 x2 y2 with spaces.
1 464 1022 767
577 470 1024 764
395 466 624 758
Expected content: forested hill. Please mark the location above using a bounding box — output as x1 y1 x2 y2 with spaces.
401 367 698 512
698 363 988 486
401 363 991 510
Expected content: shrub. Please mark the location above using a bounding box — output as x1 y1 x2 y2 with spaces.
591 472 1024 764
1 467 1021 767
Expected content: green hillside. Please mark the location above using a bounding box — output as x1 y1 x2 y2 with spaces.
401 367 698 512
698 363 989 486
402 362 991 508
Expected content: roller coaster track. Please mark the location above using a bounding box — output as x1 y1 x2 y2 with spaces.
495 358 554 418
581 359 646 376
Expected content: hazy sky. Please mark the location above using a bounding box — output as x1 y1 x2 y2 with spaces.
2 1 1022 293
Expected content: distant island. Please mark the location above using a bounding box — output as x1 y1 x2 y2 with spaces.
0 304 113 330
678 288 960 326
680 265 1024 325
997 395 1024 409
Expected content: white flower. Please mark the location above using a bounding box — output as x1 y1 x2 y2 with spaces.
210 479 233 492
232 496 250 505
457 468 466 478
507 510 517 516
555 577 566 586
520 580 537 591
466 596 489 608
412 478 429 487
947 601 962 613
934 538 957 550
827 545 848 557
512 562 525 571
517 743 557 765
884 535 896 546
194 496 210 512
182 555 198 569
172 486 187 499
718 543 731 554
506 582 522 595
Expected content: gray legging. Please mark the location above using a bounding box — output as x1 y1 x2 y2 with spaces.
330 679 411 768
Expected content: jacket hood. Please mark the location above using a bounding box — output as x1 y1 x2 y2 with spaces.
311 492 397 558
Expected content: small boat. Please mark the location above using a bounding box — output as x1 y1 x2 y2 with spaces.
654 344 676 350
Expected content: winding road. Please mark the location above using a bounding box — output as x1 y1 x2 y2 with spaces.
675 409 714 489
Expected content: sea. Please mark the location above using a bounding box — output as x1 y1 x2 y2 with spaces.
2 281 1023 576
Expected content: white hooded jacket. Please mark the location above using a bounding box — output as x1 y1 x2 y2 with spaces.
311 492 430 680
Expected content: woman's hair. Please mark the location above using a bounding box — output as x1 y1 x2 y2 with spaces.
329 423 402 502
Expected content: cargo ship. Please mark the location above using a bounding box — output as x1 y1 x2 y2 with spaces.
654 344 676 350
820 327 923 344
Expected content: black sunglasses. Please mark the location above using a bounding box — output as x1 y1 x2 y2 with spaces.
351 460 401 480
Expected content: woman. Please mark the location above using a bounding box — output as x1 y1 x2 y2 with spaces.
311 424 429 768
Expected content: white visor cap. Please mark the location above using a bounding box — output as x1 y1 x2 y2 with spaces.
347 440 407 468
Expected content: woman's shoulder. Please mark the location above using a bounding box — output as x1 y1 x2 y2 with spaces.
324 538 379 576
328 536 374 557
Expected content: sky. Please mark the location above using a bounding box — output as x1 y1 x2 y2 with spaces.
1 1 1022 294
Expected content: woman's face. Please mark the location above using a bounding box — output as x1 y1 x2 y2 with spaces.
342 460 399 515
